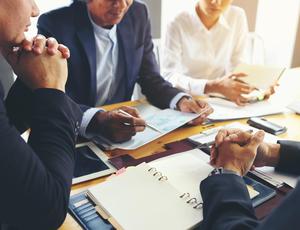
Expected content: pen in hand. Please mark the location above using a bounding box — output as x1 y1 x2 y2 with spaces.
118 109 162 133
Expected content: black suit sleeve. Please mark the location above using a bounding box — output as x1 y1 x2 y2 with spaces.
137 5 183 109
200 174 300 230
200 174 259 230
200 139 300 230
0 88 82 229
6 79 89 134
276 140 300 175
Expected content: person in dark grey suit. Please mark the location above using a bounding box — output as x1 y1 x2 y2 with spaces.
0 0 82 229
9 0 213 143
199 128 300 230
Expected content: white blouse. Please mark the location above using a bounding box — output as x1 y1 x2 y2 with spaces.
162 6 249 95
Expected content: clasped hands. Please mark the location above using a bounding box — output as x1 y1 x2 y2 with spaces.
2 34 70 91
210 128 281 176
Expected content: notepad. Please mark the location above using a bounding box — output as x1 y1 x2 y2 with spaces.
234 63 285 90
86 149 264 230
88 162 201 230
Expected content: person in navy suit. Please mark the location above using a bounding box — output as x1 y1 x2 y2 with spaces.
199 128 300 230
0 0 82 229
9 0 213 143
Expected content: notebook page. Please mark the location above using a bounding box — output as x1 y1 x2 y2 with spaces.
234 63 285 90
149 149 261 200
88 163 201 230
206 97 285 121
149 149 213 203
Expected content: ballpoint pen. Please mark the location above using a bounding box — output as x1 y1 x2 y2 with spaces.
118 109 162 133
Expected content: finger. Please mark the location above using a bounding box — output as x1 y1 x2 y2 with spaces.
215 129 230 146
132 118 146 132
236 96 248 106
210 145 218 164
46 37 59 56
224 131 252 144
21 37 34 51
195 100 207 109
189 106 214 125
134 124 146 132
120 106 141 118
189 116 206 126
32 34 47 54
58 44 70 59
115 112 146 130
196 101 214 117
215 128 243 146
231 72 248 78
246 130 265 150
234 82 254 93
186 99 204 114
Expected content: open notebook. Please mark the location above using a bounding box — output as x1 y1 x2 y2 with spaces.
86 149 262 230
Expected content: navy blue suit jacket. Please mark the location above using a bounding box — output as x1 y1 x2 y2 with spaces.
1 82 82 229
35 1 182 111
200 140 300 230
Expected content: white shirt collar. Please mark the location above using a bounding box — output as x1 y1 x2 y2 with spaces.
87 10 117 42
191 7 231 32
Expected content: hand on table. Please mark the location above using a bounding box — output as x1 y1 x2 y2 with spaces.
211 129 281 175
205 73 255 106
177 97 214 125
210 128 265 176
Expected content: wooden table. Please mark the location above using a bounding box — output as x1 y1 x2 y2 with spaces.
59 99 300 230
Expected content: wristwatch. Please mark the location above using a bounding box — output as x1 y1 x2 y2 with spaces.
209 167 240 177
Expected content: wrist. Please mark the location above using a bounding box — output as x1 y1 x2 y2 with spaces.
209 167 241 177
87 110 107 135
176 96 191 110
266 143 280 167
204 79 222 95
222 164 243 176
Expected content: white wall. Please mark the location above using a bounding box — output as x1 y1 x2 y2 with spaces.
26 0 72 37
161 0 196 37
255 0 300 67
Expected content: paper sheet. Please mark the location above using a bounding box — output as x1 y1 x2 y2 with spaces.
234 63 285 90
206 97 285 121
95 104 200 150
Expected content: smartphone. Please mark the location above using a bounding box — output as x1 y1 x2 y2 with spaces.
247 117 287 135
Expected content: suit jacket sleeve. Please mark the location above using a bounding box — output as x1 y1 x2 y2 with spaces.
200 174 300 230
200 174 259 230
0 88 82 229
6 79 89 134
276 140 300 175
137 5 184 109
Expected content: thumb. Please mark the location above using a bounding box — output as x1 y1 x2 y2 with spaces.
246 130 265 151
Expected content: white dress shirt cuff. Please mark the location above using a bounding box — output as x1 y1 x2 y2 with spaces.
188 78 208 96
79 107 104 139
169 92 191 110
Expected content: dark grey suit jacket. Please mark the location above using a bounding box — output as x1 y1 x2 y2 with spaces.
200 140 300 230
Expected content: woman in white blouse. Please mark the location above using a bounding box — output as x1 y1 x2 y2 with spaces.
163 0 255 105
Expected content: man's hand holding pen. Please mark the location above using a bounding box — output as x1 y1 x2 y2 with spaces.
87 106 146 143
